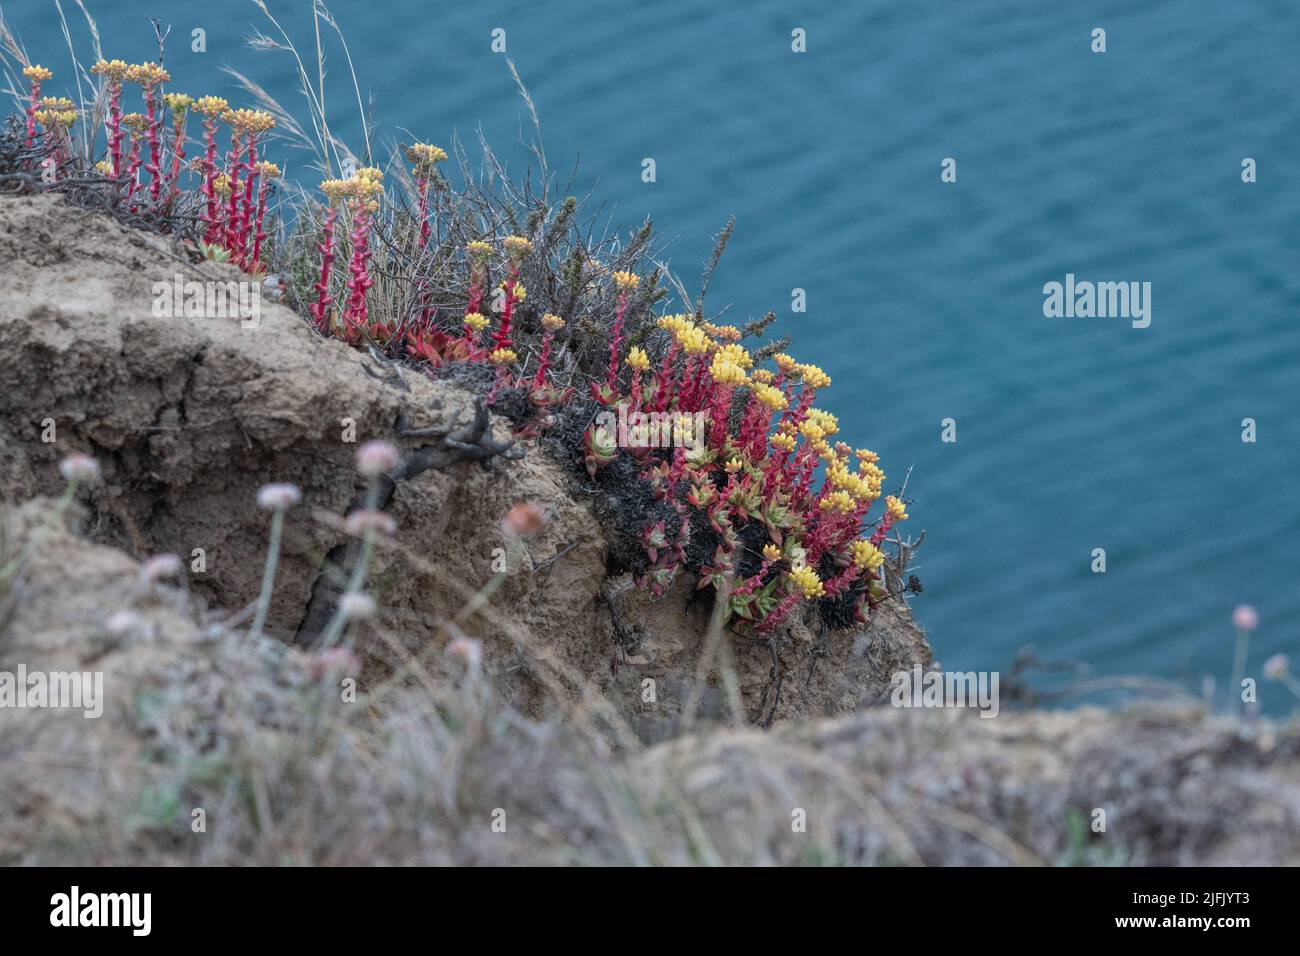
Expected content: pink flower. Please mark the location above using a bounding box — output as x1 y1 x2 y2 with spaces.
140 553 183 582
356 440 400 477
344 509 396 537
308 646 359 680
1263 654 1289 681
446 636 482 668
1232 604 1259 632
257 482 302 510
58 453 101 484
338 592 376 620
502 501 547 537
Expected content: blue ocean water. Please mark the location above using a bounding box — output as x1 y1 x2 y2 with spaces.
7 0 1298 707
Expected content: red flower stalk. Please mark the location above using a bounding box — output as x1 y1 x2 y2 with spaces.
311 178 350 332
343 199 375 331
161 94 191 210
223 126 244 254
120 115 147 199
21 66 52 151
410 172 434 323
119 64 171 203
651 338 680 410
604 272 640 390
192 98 228 244
249 161 280 274
757 590 803 634
142 84 164 203
458 240 492 347
733 549 777 598
311 206 339 331
105 85 124 175
415 174 431 247
91 61 133 178
630 368 645 410
533 313 566 387
822 562 862 598
404 143 446 251
236 133 261 265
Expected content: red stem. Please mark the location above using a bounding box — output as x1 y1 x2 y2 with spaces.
311 207 338 332
24 79 40 150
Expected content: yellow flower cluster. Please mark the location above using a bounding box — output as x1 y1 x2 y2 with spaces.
90 60 130 84
826 458 882 503
541 312 566 332
675 324 711 355
626 346 650 371
789 565 825 599
818 490 856 514
613 270 640 291
213 173 232 196
850 540 885 571
126 62 170 88
463 312 489 332
163 92 192 116
503 235 533 259
762 543 781 562
709 353 748 386
23 65 54 82
223 107 276 134
122 112 148 134
714 342 752 369
489 347 518 366
467 239 492 258
656 313 693 334
321 170 383 210
193 95 229 117
405 142 448 172
35 108 76 129
797 364 831 390
773 353 798 375
770 432 797 453
798 419 826 443
806 408 838 435
320 178 351 205
751 381 788 411
885 496 909 523
255 160 281 179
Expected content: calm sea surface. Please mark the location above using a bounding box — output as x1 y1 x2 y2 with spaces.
9 0 1299 708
